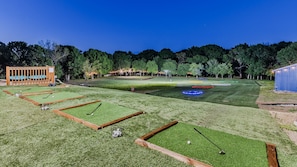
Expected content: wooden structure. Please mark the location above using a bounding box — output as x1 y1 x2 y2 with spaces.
6 66 55 86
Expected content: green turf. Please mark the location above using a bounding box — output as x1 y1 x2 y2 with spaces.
25 91 83 104
70 77 260 108
4 86 52 94
147 122 268 167
148 83 259 108
62 101 139 125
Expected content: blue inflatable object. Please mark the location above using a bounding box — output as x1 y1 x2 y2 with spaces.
182 90 204 96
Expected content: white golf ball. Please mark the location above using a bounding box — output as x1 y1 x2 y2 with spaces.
52 96 54 97
91 113 94 116
187 140 191 144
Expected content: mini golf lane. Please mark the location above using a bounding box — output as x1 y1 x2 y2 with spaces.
20 91 85 106
53 100 143 130
3 87 53 96
135 121 278 167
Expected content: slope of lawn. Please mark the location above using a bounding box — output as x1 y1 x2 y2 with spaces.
62 101 139 125
1 80 297 167
147 122 268 167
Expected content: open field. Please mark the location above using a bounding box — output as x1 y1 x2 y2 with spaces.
1 77 297 166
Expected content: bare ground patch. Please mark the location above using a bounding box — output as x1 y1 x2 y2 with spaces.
259 104 297 145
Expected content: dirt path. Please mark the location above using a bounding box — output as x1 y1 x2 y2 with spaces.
259 106 297 145
0 79 6 86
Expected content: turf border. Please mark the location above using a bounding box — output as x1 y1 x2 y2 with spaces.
135 120 212 167
20 90 53 96
135 121 279 167
19 94 85 106
266 143 279 167
2 89 53 96
53 100 144 130
3 90 14 95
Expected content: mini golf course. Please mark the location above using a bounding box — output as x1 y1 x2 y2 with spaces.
20 91 85 106
1 79 284 167
136 121 275 167
53 100 143 130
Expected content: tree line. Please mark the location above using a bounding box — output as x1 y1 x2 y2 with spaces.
0 40 296 81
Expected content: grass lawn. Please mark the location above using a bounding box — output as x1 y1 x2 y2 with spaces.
62 101 139 125
25 91 83 104
148 83 259 108
147 122 268 167
1 78 297 167
73 77 260 108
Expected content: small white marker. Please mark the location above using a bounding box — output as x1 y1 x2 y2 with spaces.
187 140 191 144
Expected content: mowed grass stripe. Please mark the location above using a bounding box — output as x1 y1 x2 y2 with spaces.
62 102 139 125
147 122 268 167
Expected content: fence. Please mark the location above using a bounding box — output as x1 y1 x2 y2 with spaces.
6 66 55 86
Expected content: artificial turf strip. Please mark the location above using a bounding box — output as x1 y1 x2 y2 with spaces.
22 92 85 106
59 101 142 129
4 87 52 94
146 122 268 167
135 138 211 167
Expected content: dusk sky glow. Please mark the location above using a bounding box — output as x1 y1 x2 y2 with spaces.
1 0 297 53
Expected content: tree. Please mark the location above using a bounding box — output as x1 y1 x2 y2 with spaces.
206 59 219 77
84 49 113 77
217 63 233 78
200 44 226 62
161 59 177 77
82 59 97 80
276 42 297 66
132 59 146 76
146 60 158 76
7 41 30 66
229 44 249 78
159 48 175 60
177 63 190 76
27 44 51 66
39 40 69 66
0 42 11 71
153 56 164 72
186 54 208 64
112 51 132 70
246 44 274 79
176 52 186 64
189 63 204 78
60 45 85 81
135 49 158 61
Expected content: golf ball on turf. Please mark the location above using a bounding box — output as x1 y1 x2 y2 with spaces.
187 140 191 144
52 96 54 97
91 113 94 116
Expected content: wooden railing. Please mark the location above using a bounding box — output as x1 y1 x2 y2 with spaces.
6 66 55 86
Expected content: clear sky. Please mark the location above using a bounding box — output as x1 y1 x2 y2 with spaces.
1 0 296 54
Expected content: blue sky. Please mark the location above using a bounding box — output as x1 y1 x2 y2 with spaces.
1 0 296 53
